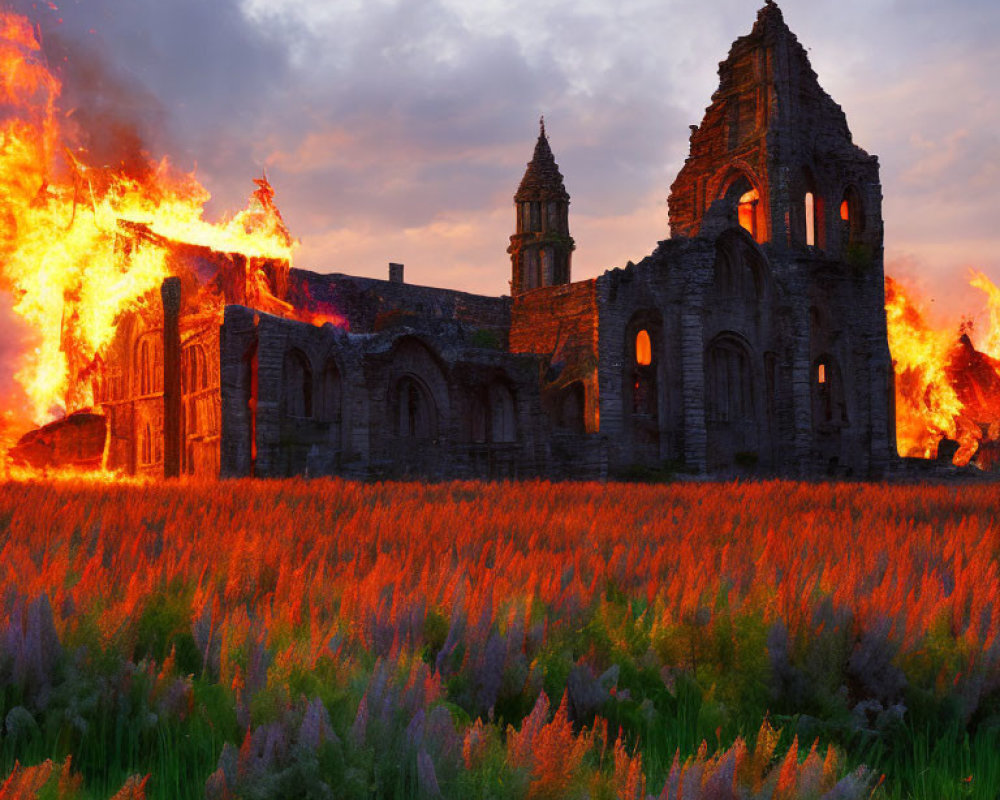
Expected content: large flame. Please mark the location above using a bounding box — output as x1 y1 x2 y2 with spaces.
0 11 292 426
885 276 963 458
887 273 1000 466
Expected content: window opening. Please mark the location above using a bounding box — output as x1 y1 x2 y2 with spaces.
738 189 759 238
635 330 652 366
805 192 816 247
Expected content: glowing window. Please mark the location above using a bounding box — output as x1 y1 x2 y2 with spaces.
636 330 652 366
818 363 826 384
840 199 849 221
805 192 816 247
737 188 759 237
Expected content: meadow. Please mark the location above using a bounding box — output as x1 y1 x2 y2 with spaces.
0 478 998 799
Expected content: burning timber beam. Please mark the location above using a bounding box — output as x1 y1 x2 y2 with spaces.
161 277 182 478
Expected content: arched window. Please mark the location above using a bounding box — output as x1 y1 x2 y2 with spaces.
801 169 825 249
706 336 754 424
812 355 848 425
197 346 208 390
470 394 488 443
141 422 152 465
713 233 764 300
721 174 765 243
283 349 313 417
397 376 436 439
805 192 816 247
840 186 864 244
489 383 517 443
318 360 341 423
525 249 540 290
632 329 656 416
140 339 151 395
529 202 541 231
738 188 759 239
635 330 652 366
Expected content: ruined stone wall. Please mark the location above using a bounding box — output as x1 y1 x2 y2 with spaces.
219 309 570 480
597 239 714 472
287 271 510 338
509 280 600 435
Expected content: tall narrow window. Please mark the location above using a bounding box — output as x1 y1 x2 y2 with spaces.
398 376 435 439
283 350 312 418
319 360 341 423
489 384 517 443
635 330 652 366
840 187 864 244
738 188 759 239
818 363 826 384
632 329 656 417
805 192 816 247
140 340 152 395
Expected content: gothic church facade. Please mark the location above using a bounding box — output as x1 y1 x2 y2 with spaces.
212 2 895 479
40 3 891 479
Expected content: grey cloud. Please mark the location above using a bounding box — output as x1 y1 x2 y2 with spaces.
5 0 999 301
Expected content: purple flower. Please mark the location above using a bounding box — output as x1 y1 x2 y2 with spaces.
299 696 337 752
416 749 442 798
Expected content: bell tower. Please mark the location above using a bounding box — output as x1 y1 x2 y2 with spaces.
508 118 575 295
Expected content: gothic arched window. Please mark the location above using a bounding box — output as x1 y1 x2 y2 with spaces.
396 376 436 439
283 349 313 418
489 383 517 443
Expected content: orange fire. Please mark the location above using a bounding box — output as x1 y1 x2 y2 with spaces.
887 273 1000 466
0 11 294 429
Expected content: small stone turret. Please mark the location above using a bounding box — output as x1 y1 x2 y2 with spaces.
508 118 575 296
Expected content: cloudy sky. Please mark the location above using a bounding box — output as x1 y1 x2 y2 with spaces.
11 0 1000 329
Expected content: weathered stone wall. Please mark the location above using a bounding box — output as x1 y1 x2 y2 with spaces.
509 280 600 435
597 239 714 472
287 271 510 338
218 310 601 480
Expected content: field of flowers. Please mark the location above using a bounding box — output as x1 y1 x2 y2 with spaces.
0 478 998 799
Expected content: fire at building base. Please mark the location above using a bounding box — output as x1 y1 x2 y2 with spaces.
4 3 1000 480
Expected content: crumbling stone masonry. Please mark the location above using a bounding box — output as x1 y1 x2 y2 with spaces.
19 2 892 480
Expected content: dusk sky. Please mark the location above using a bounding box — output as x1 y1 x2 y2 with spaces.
10 0 1000 328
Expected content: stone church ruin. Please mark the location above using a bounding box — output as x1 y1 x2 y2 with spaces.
10 2 897 479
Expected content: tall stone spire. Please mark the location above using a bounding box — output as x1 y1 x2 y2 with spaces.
515 118 570 204
509 119 574 295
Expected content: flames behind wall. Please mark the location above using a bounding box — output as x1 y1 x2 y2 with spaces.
887 273 1000 467
0 10 293 440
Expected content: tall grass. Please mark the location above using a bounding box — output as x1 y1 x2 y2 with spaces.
0 478 997 798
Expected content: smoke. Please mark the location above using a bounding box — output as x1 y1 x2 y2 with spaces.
7 0 291 196
42 31 164 181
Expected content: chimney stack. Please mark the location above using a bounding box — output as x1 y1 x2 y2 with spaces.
389 262 404 284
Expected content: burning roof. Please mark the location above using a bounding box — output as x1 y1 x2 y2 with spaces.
0 10 300 436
